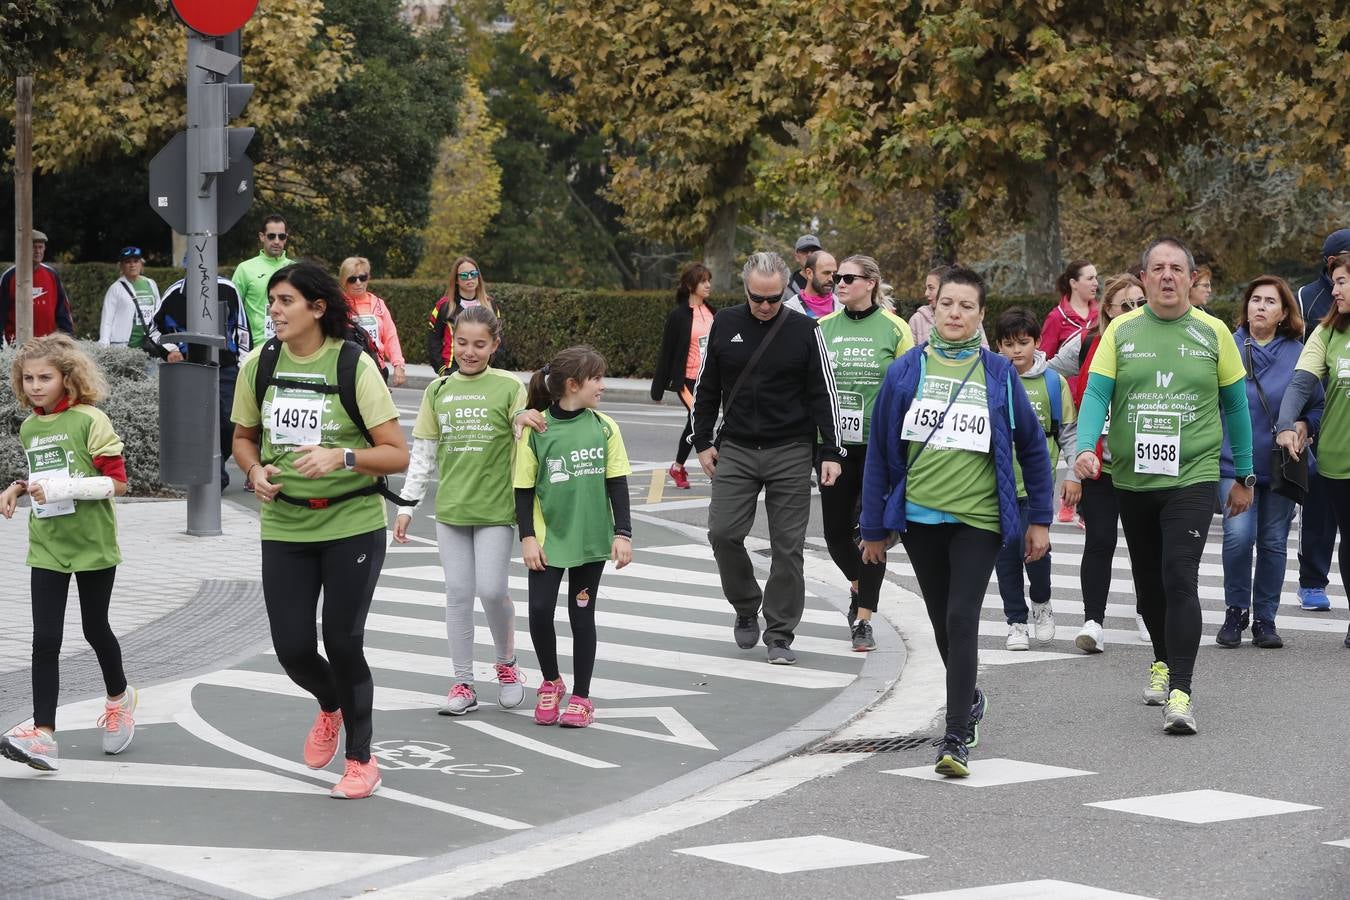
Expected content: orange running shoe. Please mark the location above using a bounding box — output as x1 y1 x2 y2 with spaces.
304 709 343 769
330 757 381 799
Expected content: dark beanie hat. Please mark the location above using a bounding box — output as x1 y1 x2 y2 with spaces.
1320 228 1350 259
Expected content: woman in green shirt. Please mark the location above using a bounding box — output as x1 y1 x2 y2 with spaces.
232 262 409 800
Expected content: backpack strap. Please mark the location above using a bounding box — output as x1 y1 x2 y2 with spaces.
1044 371 1061 439
253 338 283 410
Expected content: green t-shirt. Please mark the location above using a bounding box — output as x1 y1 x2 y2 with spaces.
21 404 122 572
1298 324 1350 479
231 251 294 346
1013 370 1077 497
1089 306 1245 491
819 306 914 445
513 409 632 568
231 337 399 542
904 350 999 533
412 367 527 526
127 276 157 348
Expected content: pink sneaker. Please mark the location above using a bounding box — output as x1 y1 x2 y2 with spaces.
304 709 343 769
330 757 381 799
558 696 594 728
1057 501 1075 523
534 678 567 725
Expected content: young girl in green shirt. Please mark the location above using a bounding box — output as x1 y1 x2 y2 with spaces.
0 334 136 772
515 346 633 729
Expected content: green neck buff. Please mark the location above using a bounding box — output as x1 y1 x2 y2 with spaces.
928 329 983 360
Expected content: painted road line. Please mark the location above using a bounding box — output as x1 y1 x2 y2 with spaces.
647 467 665 505
451 720 621 769
79 842 421 900
976 619 1145 647
173 707 533 831
0 758 325 794
387 562 727 590
359 616 856 689
362 608 858 661
634 497 714 512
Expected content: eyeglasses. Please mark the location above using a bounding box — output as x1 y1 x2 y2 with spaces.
346 273 370 284
1116 299 1141 311
746 290 782 304
457 269 481 281
119 246 143 259
265 232 288 241
832 273 869 286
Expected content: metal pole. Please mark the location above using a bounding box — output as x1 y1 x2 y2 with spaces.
184 32 222 536
14 75 33 344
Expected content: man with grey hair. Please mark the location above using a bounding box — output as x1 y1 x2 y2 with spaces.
692 251 843 664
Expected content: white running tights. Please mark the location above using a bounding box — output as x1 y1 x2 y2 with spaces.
435 522 516 682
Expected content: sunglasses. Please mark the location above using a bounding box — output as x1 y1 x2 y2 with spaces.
120 247 143 259
746 290 782 304
457 269 481 281
265 232 288 241
1116 299 1141 311
831 273 869 286
346 273 370 284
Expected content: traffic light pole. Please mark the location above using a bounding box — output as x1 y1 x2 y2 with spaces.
184 31 223 536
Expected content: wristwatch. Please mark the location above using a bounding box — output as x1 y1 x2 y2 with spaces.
343 449 358 471
1241 474 1257 488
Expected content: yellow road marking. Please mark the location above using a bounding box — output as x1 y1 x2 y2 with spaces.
646 466 665 505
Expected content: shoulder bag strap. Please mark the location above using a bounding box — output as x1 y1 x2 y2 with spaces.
121 279 151 334
1243 340 1277 435
720 307 790 417
906 351 983 471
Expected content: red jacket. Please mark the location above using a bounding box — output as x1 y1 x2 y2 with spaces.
1 264 75 344
1039 295 1098 357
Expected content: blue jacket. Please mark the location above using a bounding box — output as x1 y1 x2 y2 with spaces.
1221 327 1324 483
1297 228 1350 341
861 346 1054 548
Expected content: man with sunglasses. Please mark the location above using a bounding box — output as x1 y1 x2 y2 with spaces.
692 251 843 665
231 213 294 346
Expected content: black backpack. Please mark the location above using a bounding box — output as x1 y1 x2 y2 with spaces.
252 334 411 509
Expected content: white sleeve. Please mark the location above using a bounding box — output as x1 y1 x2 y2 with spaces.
399 438 438 508
98 282 121 346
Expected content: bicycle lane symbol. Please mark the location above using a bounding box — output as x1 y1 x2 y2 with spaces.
371 739 524 778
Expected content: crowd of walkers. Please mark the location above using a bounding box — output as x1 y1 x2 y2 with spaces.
2 219 1347 792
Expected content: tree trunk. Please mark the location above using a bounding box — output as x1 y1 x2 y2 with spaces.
1022 164 1062 295
931 183 961 266
701 141 751 291
15 75 33 343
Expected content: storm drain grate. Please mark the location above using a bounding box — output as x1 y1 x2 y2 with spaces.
814 736 930 754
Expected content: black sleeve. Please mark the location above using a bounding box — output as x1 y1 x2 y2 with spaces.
607 476 631 538
515 487 536 539
806 324 844 462
691 315 723 452
0 270 13 345
651 309 679 401
426 301 447 373
54 276 74 336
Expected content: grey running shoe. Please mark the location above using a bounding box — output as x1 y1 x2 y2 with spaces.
1162 689 1197 735
99 686 138 755
495 661 526 709
1144 661 1170 706
734 615 761 649
440 682 478 716
851 620 876 652
767 640 797 665
1 726 59 771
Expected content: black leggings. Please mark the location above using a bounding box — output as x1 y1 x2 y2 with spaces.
528 561 605 699
675 378 696 465
31 566 126 730
1115 482 1214 696
1324 475 1350 597
900 523 1001 736
819 450 885 611
1077 472 1119 624
261 529 385 762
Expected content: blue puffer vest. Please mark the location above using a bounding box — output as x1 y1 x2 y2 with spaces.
860 345 1054 548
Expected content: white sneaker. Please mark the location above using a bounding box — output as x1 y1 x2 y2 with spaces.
1075 620 1105 653
1006 622 1030 651
1029 601 1056 644
1135 614 1151 643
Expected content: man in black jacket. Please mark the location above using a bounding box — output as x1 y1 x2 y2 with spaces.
692 251 843 664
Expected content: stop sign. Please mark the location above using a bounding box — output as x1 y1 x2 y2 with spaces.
171 0 259 37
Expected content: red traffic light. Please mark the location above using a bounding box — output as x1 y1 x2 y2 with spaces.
171 0 259 37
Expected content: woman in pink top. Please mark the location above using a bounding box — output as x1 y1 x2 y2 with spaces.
651 263 714 489
339 256 406 386
1039 259 1099 358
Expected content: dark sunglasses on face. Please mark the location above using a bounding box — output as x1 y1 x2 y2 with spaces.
346 273 370 284
457 269 481 281
832 273 868 286
265 232 288 241
746 290 782 304
1117 299 1140 311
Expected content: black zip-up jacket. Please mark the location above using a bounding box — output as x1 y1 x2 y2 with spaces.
691 302 843 461
651 304 693 400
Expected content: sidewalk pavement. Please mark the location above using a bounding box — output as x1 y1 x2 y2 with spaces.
403 364 665 405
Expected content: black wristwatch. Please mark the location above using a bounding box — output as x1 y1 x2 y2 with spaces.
343 449 358 471
1241 474 1257 488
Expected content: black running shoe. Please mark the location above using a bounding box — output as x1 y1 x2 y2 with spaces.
965 688 988 749
846 587 859 627
851 620 876 652
933 733 970 777
733 615 760 649
1343 623 1349 650
1215 606 1248 648
1251 620 1283 649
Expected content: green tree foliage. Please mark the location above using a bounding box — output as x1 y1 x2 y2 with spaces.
0 0 144 77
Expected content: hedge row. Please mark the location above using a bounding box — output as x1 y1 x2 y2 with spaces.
33 262 1237 377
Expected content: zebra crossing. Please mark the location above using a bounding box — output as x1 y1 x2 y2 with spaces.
0 517 866 899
